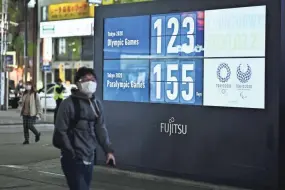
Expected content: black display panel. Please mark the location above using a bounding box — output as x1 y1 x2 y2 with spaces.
94 0 281 189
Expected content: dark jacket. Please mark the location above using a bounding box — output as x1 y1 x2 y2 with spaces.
53 90 114 162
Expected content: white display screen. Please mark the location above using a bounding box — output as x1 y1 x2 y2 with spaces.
203 5 266 109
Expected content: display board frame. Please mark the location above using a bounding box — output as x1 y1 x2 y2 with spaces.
94 0 282 189
101 5 266 109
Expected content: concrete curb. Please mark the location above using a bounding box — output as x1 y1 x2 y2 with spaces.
25 159 249 190
94 166 249 190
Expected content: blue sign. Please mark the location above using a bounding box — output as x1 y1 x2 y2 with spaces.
5 55 13 65
150 59 203 105
103 15 150 59
103 60 149 102
103 11 205 105
151 12 204 57
42 65 51 72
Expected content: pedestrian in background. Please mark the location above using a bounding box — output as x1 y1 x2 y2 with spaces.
16 80 24 93
53 67 115 190
53 78 65 124
20 81 42 145
16 80 25 97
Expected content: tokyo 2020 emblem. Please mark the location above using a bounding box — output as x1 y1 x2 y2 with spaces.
237 64 252 83
217 63 231 83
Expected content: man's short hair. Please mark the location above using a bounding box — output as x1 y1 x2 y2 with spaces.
75 67 97 83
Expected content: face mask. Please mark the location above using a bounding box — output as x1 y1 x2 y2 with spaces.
80 81 97 96
26 85 31 90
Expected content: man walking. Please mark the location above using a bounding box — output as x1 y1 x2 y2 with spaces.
53 67 115 190
53 78 65 124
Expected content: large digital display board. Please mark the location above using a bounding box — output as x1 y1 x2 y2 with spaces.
103 5 266 109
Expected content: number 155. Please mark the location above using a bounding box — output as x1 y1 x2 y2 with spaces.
151 62 195 103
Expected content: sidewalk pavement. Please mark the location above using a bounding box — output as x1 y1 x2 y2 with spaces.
0 109 53 125
3 159 249 190
0 123 54 133
0 110 250 190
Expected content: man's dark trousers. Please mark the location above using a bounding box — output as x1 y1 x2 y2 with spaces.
61 156 94 190
54 99 63 124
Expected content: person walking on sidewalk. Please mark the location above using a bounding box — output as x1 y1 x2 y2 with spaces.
16 80 24 94
53 67 115 190
20 81 42 145
53 78 65 124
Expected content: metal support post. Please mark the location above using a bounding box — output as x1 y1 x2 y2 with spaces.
32 0 38 86
4 12 9 110
44 71 47 121
36 0 42 89
0 0 8 110
0 12 4 109
24 0 28 83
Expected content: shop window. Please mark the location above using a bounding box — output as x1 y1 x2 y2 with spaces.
47 72 52 84
65 69 72 83
82 36 93 61
54 69 59 82
41 71 52 85
52 68 77 84
55 37 82 61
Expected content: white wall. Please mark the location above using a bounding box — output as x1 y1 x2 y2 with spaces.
38 0 86 7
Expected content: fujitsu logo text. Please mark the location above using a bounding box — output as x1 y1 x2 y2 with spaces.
160 117 187 136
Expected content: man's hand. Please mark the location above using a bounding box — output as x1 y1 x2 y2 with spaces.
106 153 116 166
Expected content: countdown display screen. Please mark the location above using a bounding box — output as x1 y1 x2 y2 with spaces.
103 5 266 109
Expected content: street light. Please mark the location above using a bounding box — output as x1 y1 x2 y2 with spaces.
28 0 36 8
23 0 36 83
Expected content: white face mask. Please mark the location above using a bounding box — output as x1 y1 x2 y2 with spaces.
80 81 97 96
26 85 31 90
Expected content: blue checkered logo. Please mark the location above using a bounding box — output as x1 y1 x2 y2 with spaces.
217 63 231 83
237 64 252 83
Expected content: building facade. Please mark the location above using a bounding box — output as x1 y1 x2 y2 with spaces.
38 0 153 87
39 1 94 85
